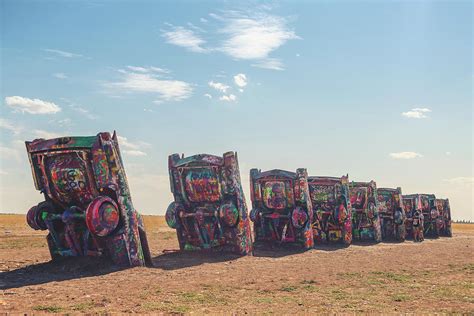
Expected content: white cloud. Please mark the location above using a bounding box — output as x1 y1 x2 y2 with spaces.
161 25 207 53
126 66 169 74
219 94 237 102
104 69 193 103
389 152 423 159
239 88 244 93
208 81 229 93
443 177 474 185
252 58 285 70
117 136 151 158
446 151 451 156
0 118 22 135
5 96 61 114
233 73 247 87
0 145 19 159
53 73 68 79
43 48 83 58
33 130 62 139
204 93 212 99
402 108 431 119
215 11 299 60
123 150 147 157
200 17 208 23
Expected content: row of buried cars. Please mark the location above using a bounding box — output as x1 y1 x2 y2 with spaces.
25 132 452 267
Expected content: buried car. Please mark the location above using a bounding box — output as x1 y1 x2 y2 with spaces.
25 132 152 267
349 181 382 242
376 187 406 241
435 198 453 237
249 168 314 249
419 194 441 238
402 194 424 241
307 175 352 246
165 152 252 255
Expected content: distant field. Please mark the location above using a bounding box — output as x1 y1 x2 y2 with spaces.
0 214 473 314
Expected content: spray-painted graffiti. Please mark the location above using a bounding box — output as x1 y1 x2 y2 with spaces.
249 168 314 250
349 181 382 242
377 187 406 242
165 152 252 255
435 198 453 237
308 175 352 246
402 194 424 242
25 132 152 267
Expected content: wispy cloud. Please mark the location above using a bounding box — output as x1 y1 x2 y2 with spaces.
252 58 285 71
233 73 247 88
162 10 298 71
125 65 170 74
208 81 229 93
5 96 61 114
389 152 423 159
0 118 22 135
443 177 474 185
104 67 193 103
117 135 150 157
53 73 68 79
33 130 62 139
402 108 431 119
204 93 212 99
219 94 237 102
215 11 299 61
161 24 207 53
43 48 83 58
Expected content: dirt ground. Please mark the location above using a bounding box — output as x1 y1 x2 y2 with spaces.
0 214 473 314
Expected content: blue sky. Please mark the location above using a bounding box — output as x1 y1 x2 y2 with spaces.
1 0 472 220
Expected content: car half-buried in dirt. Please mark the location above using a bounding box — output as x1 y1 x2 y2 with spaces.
25 132 152 267
349 181 382 242
402 194 424 241
249 168 314 250
376 187 406 242
435 198 452 237
307 175 352 246
419 194 441 238
165 152 252 255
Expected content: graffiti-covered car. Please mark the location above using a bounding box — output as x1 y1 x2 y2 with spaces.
436 198 453 237
349 181 382 242
165 152 252 255
25 132 152 267
307 175 352 246
418 194 441 238
377 187 406 242
249 169 314 249
402 194 424 242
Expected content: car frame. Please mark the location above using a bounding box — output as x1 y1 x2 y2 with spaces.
307 175 352 246
165 152 252 255
435 198 453 237
349 181 382 242
402 194 424 241
249 168 314 250
25 132 152 267
419 194 441 238
376 187 406 242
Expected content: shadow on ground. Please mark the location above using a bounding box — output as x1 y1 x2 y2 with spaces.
0 257 122 290
152 251 242 270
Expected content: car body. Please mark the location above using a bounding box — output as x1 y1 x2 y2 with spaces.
435 198 452 237
307 175 352 246
249 168 314 249
349 181 382 242
418 194 440 238
165 152 252 255
402 194 424 241
25 132 152 267
376 187 406 241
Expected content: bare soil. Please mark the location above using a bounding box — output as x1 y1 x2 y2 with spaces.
0 214 473 314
